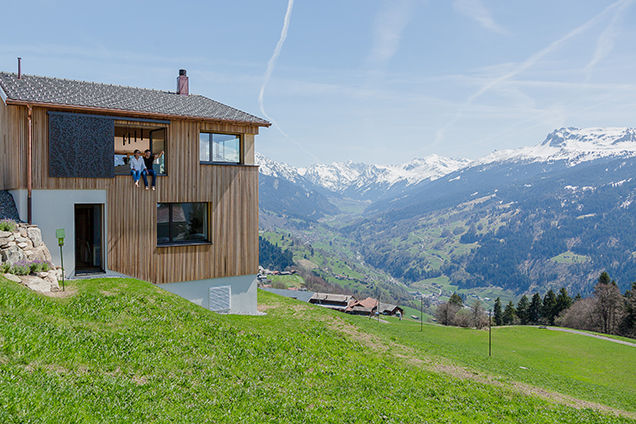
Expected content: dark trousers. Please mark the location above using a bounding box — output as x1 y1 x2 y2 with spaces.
144 169 156 187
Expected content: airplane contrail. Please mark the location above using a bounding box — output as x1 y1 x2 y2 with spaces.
259 0 294 133
434 0 630 146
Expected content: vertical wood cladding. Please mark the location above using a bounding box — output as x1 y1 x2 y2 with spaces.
0 102 27 190
48 112 114 178
10 106 260 283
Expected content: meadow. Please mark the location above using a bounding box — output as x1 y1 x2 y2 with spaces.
0 277 633 423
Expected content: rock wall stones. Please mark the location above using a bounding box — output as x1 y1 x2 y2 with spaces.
0 222 60 293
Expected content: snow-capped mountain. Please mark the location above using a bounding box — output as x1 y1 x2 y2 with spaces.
258 127 636 199
256 153 469 199
255 152 304 183
475 127 636 167
298 155 471 193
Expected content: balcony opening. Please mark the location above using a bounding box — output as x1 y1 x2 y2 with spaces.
114 121 167 176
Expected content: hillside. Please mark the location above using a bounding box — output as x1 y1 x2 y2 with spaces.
0 277 634 423
258 127 636 302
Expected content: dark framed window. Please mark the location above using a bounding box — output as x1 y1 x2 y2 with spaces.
157 202 209 246
199 132 241 164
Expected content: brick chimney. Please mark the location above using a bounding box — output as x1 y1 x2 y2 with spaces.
177 69 189 95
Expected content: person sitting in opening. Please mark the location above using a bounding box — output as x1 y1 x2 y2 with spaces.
129 149 148 189
143 149 164 191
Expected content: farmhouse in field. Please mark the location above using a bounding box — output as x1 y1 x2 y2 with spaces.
0 68 269 314
309 292 354 312
345 297 377 315
345 297 404 317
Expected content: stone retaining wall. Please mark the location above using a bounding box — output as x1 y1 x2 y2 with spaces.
0 222 61 293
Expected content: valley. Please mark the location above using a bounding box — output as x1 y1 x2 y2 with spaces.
258 128 636 308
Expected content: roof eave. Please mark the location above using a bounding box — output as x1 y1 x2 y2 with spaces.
5 99 272 128
0 85 7 105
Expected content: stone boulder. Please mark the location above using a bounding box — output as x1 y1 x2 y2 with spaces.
1 245 26 265
26 245 53 263
27 227 43 247
0 222 61 294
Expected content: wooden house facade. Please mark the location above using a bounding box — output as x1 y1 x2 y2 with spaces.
0 69 269 313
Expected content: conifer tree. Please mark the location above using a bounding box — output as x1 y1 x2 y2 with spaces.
528 293 542 324
503 301 517 325
555 287 572 318
449 292 463 307
516 295 530 325
542 289 557 325
493 297 503 326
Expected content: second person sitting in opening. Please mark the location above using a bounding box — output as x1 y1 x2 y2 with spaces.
143 149 164 191
129 149 148 189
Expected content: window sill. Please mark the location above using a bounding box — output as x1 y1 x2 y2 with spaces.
199 162 258 167
114 173 168 177
157 241 212 248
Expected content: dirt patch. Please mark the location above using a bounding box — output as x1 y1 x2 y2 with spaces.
44 286 78 298
257 302 282 312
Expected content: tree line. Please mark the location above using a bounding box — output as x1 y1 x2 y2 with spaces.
259 237 294 271
436 272 636 339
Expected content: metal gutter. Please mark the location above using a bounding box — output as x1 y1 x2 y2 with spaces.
27 104 32 224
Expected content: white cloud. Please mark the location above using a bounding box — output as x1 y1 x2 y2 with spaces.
452 0 508 35
435 0 628 145
368 0 416 66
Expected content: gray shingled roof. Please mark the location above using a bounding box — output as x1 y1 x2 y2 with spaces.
0 72 269 126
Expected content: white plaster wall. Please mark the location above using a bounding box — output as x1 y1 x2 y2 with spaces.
9 189 28 222
158 274 258 315
11 189 108 277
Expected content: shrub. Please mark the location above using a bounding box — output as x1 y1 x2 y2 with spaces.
10 262 30 276
0 219 17 232
42 262 51 272
1 263 10 273
29 261 43 274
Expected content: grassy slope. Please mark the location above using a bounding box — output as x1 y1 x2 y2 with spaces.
0 278 632 423
347 316 636 413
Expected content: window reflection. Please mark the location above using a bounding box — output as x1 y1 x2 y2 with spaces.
157 203 209 245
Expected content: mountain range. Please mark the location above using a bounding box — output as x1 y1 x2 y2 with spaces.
258 127 636 300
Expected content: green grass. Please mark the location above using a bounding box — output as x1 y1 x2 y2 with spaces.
346 317 636 414
0 277 634 423
268 274 305 289
551 251 591 264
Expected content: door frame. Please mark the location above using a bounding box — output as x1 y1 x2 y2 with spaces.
74 203 105 274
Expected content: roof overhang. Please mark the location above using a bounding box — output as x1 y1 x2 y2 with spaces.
0 85 7 105
5 98 271 130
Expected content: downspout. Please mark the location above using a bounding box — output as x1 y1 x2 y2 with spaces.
27 105 32 224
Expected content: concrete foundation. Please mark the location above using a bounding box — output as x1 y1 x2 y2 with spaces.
158 274 258 315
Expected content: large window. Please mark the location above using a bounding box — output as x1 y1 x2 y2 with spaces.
199 132 241 164
157 203 209 246
114 122 167 175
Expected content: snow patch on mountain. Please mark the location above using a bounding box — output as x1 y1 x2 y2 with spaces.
257 127 636 196
255 152 304 183
297 155 470 192
476 127 636 167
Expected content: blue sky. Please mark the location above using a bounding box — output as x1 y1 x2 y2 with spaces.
2 0 636 166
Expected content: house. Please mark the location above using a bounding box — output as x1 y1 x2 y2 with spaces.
345 297 404 317
0 67 270 314
308 292 355 312
375 302 404 317
345 297 377 315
